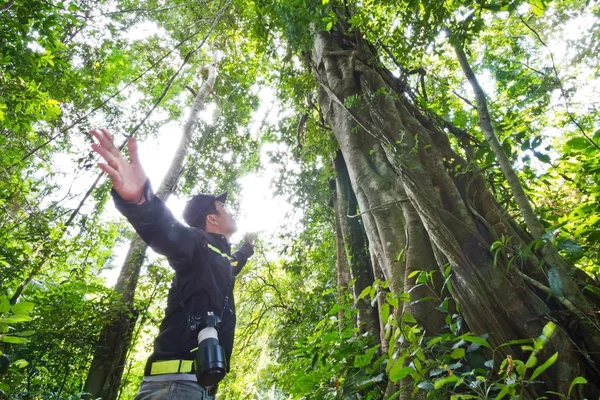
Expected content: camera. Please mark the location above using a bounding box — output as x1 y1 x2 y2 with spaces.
194 312 227 386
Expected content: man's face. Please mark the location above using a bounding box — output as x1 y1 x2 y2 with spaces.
213 201 237 235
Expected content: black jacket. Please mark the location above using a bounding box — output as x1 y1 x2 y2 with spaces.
112 181 253 375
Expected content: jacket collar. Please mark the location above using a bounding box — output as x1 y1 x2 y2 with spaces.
207 232 231 255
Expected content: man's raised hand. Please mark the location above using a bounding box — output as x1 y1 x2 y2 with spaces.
90 129 148 204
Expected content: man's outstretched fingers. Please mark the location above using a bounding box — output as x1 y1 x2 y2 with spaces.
91 143 120 169
98 163 122 188
127 138 141 166
99 128 115 146
91 129 113 150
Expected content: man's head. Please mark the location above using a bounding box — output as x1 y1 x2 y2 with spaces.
183 192 237 238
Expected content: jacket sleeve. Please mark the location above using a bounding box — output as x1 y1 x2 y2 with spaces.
231 243 254 276
112 180 206 270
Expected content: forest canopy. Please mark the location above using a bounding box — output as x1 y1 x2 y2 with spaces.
1 0 600 399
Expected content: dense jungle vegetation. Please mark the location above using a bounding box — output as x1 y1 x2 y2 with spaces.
1 0 600 398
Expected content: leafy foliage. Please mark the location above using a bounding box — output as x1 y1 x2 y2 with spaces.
1 0 599 398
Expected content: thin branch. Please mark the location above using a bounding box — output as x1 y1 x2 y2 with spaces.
452 90 476 109
0 0 14 12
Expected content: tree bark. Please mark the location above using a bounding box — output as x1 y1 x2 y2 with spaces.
333 151 380 338
332 184 351 331
312 29 600 398
83 59 218 400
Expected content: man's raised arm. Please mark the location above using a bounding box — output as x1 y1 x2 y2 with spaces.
231 233 256 276
91 129 204 268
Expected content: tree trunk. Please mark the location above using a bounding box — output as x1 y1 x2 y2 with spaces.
312 28 600 398
83 59 218 400
333 151 380 339
332 183 351 331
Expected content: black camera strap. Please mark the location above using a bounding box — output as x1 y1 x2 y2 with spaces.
205 242 236 321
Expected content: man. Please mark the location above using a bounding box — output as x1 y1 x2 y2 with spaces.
91 129 254 399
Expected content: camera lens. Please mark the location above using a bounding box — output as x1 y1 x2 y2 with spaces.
196 326 227 386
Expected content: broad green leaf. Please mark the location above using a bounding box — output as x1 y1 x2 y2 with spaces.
0 315 32 324
0 335 29 344
450 348 465 359
460 334 491 349
11 301 34 315
358 286 371 301
565 137 589 150
388 359 414 382
401 312 417 324
0 296 9 313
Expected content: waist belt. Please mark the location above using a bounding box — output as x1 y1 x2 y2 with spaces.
150 359 194 375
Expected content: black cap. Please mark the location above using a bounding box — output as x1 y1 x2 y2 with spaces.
183 191 228 227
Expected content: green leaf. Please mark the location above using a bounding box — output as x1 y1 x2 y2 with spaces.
329 303 343 315
526 354 538 368
529 352 558 381
568 376 587 397
398 293 410 303
13 359 28 369
389 364 415 382
311 352 319 370
496 383 516 400
450 348 465 359
433 375 460 389
0 335 29 344
380 303 390 323
534 151 551 163
0 315 32 324
358 286 371 301
353 373 384 390
11 301 34 315
460 334 491 349
407 270 420 279
401 312 417 324
565 137 589 150
0 296 9 313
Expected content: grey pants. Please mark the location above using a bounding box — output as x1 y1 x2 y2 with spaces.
134 381 215 400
